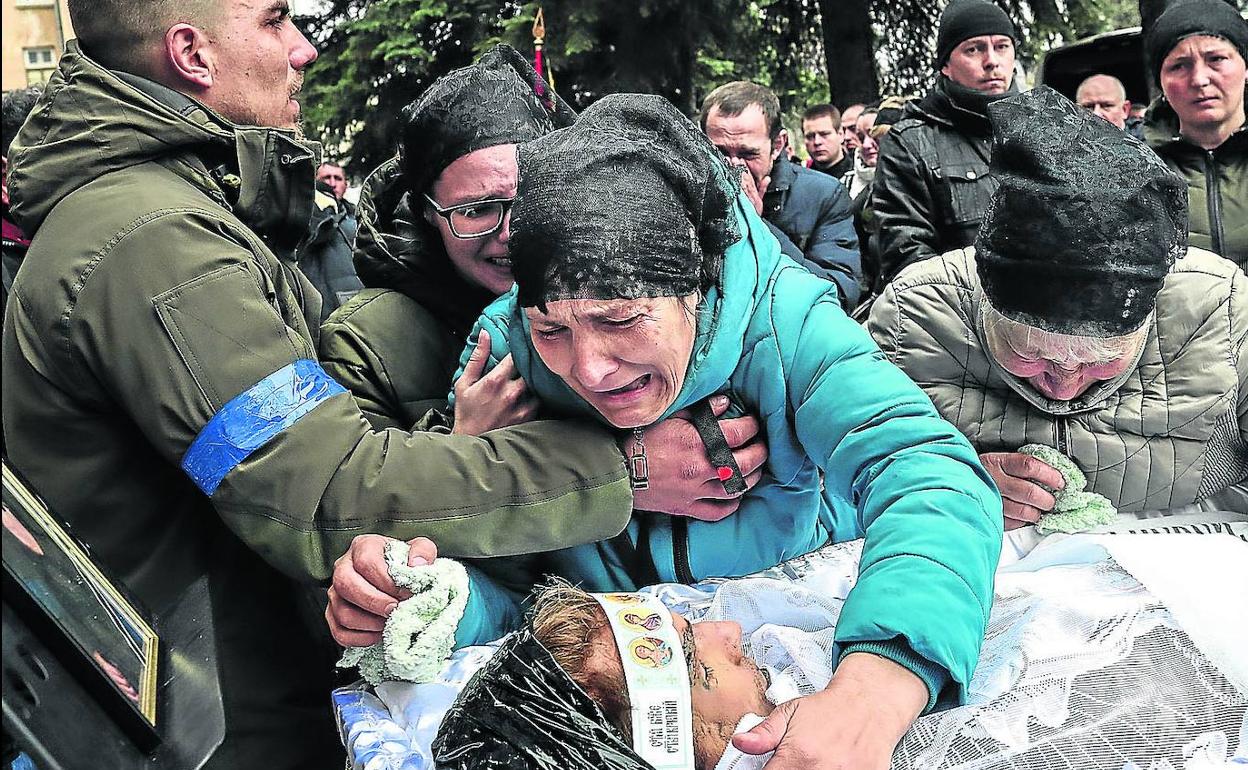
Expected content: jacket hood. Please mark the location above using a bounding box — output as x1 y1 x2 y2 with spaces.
503 192 774 426
352 156 498 335
1143 97 1183 148
9 41 318 250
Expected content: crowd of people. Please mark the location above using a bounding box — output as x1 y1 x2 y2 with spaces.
0 0 1245 768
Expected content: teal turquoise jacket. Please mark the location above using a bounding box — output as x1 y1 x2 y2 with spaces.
452 195 1003 711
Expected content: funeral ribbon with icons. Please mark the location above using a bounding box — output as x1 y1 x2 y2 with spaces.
592 593 696 770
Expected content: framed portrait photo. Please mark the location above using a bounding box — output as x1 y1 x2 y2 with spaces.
2 463 159 744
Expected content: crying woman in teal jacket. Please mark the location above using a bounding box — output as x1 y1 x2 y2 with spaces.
448 94 1003 726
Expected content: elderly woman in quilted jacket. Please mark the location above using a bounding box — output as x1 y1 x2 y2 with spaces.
869 87 1248 531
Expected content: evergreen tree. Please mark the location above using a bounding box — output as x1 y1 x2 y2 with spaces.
296 0 1158 176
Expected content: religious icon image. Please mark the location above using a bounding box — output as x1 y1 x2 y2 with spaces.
619 610 664 632
601 593 643 605
628 636 674 669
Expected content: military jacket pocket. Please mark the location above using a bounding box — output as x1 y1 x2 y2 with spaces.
153 262 308 410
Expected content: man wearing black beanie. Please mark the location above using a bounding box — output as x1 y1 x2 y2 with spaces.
870 0 1018 298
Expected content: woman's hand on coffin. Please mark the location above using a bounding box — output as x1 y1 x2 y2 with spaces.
326 535 439 647
452 330 540 435
732 651 926 770
979 452 1064 530
629 395 769 521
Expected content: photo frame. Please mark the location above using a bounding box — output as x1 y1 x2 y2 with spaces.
2 463 159 740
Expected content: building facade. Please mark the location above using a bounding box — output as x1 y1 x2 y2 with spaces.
2 1 317 93
2 0 73 91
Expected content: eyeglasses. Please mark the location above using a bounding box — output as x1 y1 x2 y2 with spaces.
423 194 515 239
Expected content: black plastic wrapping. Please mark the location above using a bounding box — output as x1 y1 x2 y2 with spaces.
432 626 653 770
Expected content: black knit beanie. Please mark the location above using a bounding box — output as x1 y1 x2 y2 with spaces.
400 44 575 196
1145 0 1248 86
935 0 1017 67
975 87 1188 338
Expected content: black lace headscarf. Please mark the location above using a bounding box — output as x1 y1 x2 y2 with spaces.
975 86 1187 338
352 45 574 332
509 93 741 311
399 44 576 196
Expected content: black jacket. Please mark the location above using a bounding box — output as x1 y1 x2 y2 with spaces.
763 156 862 307
1 212 26 321
872 77 1001 290
296 184 364 322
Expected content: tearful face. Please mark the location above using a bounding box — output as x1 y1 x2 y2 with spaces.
527 295 699 428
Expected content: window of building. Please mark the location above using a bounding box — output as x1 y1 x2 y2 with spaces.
24 47 55 67
23 47 57 85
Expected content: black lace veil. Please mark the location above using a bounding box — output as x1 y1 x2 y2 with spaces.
509 93 741 310
400 44 575 196
975 86 1187 337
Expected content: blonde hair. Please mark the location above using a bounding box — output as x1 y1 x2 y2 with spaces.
530 579 634 741
979 302 1150 367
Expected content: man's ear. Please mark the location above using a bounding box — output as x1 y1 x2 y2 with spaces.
163 24 214 90
940 62 952 79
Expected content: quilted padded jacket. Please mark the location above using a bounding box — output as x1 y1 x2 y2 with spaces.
868 247 1248 513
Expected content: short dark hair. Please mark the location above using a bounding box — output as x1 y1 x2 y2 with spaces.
66 0 217 73
700 81 782 140
3 86 43 157
801 103 841 131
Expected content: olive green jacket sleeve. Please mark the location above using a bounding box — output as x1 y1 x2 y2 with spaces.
70 213 633 581
319 289 458 432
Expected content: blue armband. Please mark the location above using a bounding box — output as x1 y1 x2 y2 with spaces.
182 359 345 495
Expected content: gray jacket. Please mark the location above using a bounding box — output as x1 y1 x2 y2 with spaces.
867 248 1248 513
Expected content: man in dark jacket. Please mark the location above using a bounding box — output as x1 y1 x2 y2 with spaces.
316 161 354 212
872 0 1018 290
2 2 766 766
298 185 364 322
700 81 862 308
801 103 853 178
315 160 359 244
